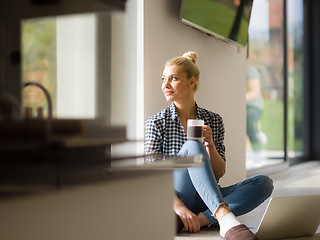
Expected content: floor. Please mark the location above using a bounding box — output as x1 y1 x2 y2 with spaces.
175 160 320 240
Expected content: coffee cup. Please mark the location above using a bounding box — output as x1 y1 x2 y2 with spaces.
187 119 204 142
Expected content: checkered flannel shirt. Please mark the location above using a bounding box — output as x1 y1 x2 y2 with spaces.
144 103 226 161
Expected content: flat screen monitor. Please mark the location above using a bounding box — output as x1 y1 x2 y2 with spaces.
180 0 254 47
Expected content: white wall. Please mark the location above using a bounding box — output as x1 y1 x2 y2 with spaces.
142 0 247 185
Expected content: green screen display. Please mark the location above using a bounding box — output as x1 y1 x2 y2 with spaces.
180 0 253 47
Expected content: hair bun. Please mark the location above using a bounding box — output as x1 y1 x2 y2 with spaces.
182 51 197 64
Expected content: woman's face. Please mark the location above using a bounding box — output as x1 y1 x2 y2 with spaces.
162 65 195 102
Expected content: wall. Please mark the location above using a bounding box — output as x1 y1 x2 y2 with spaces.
142 0 247 185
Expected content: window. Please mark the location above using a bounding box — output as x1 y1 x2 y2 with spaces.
22 17 57 118
22 13 109 120
246 0 305 170
246 0 285 169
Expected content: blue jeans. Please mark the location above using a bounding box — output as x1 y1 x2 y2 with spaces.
174 140 274 223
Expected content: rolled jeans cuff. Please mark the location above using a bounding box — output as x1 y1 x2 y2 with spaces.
202 209 217 224
202 201 228 224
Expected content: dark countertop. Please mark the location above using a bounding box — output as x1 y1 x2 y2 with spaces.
0 150 203 200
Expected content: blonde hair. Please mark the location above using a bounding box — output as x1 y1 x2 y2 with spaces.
166 51 200 91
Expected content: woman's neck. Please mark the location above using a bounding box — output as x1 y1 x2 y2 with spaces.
174 99 197 120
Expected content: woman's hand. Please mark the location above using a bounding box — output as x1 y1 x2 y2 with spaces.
174 196 200 233
175 205 201 233
203 125 214 148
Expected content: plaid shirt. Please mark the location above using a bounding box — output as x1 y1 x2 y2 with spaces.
144 103 226 161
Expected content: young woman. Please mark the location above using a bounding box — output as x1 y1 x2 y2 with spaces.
144 51 273 240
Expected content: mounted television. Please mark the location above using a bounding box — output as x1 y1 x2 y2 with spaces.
179 0 254 47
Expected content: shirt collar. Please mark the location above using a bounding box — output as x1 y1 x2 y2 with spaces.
196 103 203 119
169 103 179 121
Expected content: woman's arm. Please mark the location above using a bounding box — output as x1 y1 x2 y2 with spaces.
206 141 226 180
144 118 163 154
203 125 226 180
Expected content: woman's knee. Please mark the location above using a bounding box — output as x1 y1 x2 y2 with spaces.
256 174 274 197
178 140 207 157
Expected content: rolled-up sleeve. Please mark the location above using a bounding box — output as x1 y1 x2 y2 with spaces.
144 118 163 154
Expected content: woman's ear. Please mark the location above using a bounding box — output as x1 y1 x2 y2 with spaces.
189 76 197 88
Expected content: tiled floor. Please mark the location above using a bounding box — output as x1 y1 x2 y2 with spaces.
175 161 320 240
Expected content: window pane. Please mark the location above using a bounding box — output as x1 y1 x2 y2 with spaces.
56 14 97 119
287 0 304 158
246 0 285 169
22 13 99 119
22 17 57 118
